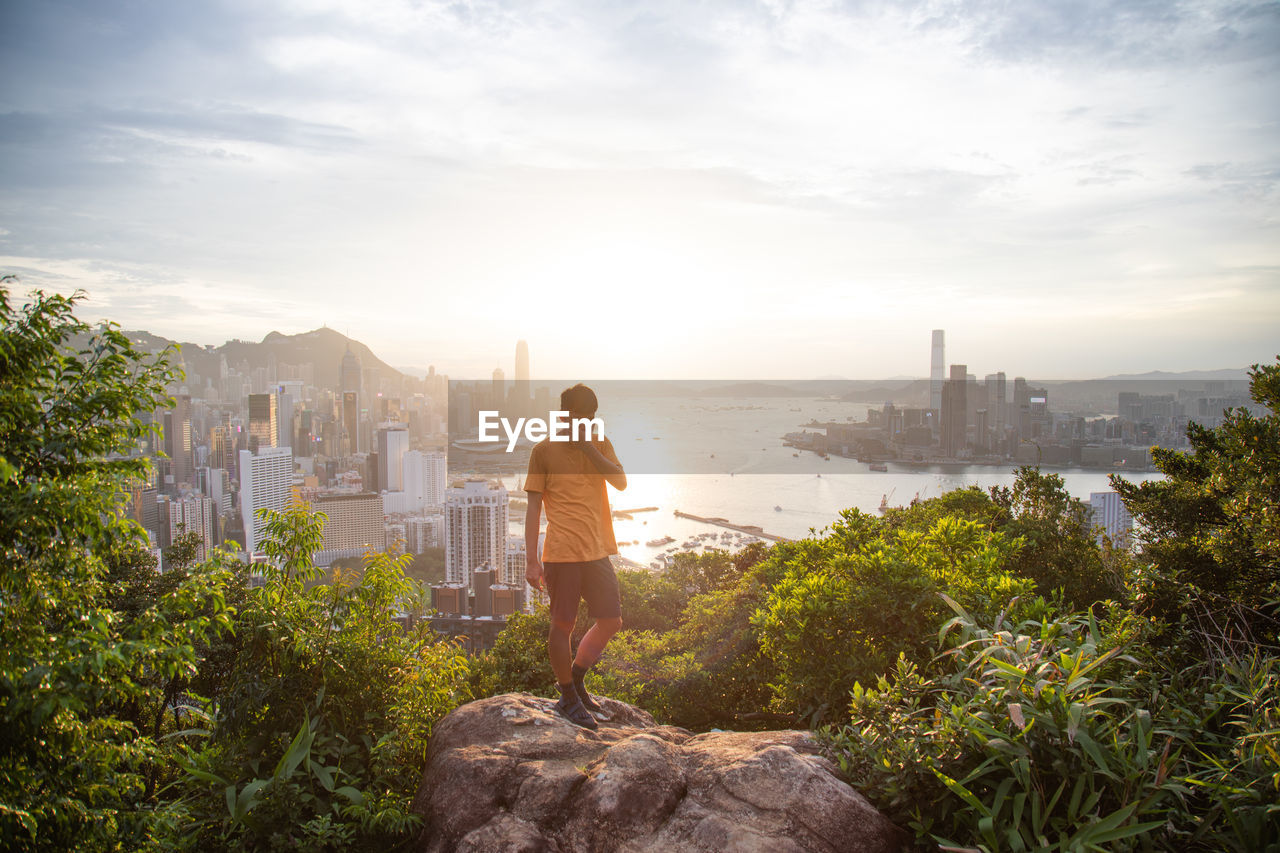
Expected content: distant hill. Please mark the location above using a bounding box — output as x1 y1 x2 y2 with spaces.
116 326 404 391
1101 368 1251 381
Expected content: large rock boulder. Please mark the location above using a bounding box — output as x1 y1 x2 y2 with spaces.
411 693 907 853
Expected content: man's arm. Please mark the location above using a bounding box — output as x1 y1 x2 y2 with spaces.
525 491 544 591
579 441 627 491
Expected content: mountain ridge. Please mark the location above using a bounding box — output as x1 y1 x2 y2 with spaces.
116 325 406 392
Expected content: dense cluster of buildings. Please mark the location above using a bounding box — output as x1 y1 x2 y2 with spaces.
118 336 542 649
801 330 1255 471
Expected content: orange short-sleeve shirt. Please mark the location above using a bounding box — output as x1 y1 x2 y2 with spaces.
524 437 621 562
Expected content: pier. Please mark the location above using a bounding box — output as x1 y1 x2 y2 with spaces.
611 505 659 520
673 510 791 542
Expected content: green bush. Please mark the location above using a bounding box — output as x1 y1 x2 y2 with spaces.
169 507 473 852
1 284 234 851
753 513 1035 725
823 596 1280 852
824 599 1182 851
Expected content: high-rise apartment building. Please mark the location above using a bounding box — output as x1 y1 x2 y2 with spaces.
239 446 294 554
313 492 385 563
377 424 409 492
168 494 216 561
248 393 278 452
403 450 447 511
198 466 231 516
445 480 509 588
1089 491 1133 548
405 514 445 553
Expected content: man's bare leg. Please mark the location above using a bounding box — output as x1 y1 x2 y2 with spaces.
549 619 575 684
549 619 596 729
574 616 622 669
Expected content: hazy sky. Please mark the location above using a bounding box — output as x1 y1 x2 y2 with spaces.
2 0 1277 379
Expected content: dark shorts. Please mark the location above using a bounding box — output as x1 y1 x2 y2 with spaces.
544 556 621 625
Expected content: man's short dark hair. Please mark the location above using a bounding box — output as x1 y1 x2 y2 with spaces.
560 383 598 417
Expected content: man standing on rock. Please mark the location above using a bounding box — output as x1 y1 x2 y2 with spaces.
524 383 627 730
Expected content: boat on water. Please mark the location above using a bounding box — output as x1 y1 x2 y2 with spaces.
878 487 897 514
646 536 675 547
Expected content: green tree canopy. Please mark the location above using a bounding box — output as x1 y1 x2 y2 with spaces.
1113 357 1280 648
1 283 234 850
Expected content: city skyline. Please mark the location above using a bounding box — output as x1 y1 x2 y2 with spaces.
2 1 1277 378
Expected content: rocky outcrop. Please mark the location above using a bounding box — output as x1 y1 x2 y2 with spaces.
411 693 907 853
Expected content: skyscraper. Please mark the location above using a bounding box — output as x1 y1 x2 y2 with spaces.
930 330 945 415
985 372 1007 446
340 345 362 395
248 393 278 452
445 480 509 588
342 391 359 455
276 382 302 448
376 423 409 492
239 446 294 555
942 364 968 457
491 367 505 413
166 394 194 490
515 340 530 417
340 346 361 453
208 423 235 472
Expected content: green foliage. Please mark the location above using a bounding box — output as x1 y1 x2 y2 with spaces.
173 507 472 852
1113 358 1280 650
753 511 1037 725
992 467 1125 608
665 546 748 597
824 597 1280 852
0 283 233 851
824 602 1182 851
595 541 787 730
405 547 446 586
616 568 687 634
1172 652 1280 850
469 607 566 699
7 280 1273 850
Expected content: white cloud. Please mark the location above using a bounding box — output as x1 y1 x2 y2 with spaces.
0 0 1276 377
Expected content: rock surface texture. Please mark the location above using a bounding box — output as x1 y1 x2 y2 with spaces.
412 693 907 853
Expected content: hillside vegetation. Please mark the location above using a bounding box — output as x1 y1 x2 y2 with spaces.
2 285 1276 851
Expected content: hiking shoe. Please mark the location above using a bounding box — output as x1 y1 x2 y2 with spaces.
554 695 599 730
574 683 611 721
